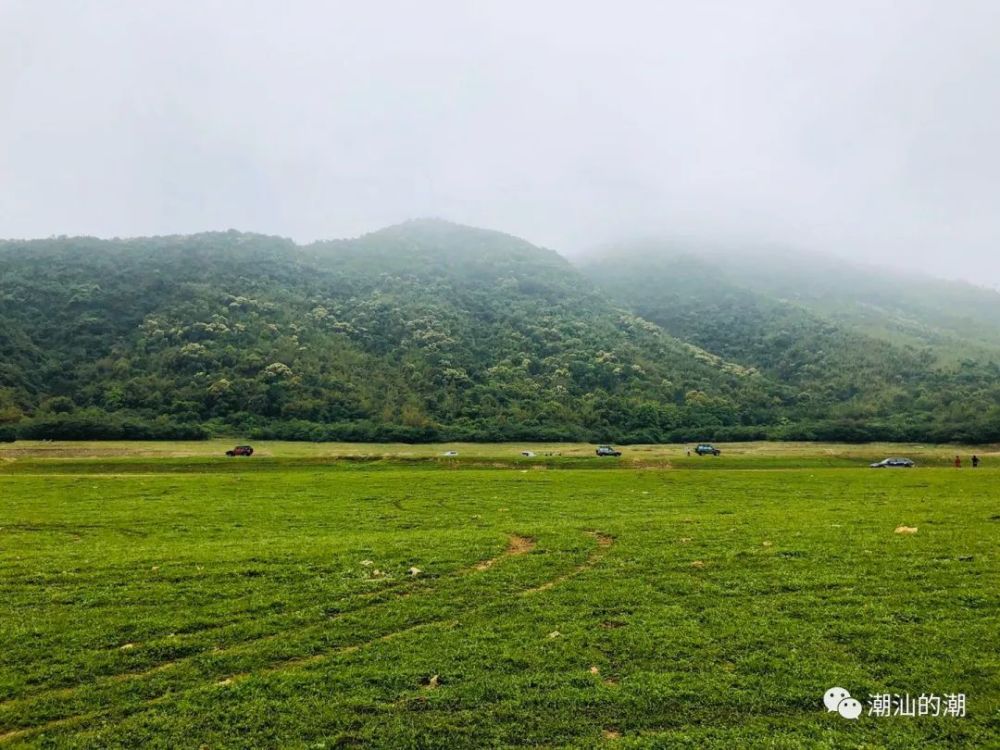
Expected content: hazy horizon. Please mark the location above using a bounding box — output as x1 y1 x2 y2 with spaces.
3 1 1000 286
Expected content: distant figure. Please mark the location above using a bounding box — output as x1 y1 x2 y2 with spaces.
972 455 980 468
954 455 961 469
686 449 691 457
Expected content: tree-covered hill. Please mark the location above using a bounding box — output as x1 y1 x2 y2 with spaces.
705 248 1000 361
0 222 772 442
1 222 997 442
580 244 1000 442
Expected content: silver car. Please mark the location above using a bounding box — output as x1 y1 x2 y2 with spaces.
870 457 915 468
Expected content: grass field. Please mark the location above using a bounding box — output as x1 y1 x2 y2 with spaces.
1 442 997 748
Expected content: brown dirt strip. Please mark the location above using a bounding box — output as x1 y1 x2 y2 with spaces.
474 534 535 570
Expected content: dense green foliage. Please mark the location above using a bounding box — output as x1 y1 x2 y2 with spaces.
1 447 996 747
582 247 1000 443
1 221 999 442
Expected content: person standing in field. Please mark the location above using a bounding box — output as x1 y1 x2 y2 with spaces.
972 455 980 468
954 455 962 468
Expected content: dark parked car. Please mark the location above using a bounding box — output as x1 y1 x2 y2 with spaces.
870 457 914 468
225 445 254 457
695 444 721 456
596 445 622 457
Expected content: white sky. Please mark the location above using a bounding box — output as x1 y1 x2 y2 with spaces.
2 1 999 285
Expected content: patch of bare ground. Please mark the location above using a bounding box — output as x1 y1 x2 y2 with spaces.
474 534 536 571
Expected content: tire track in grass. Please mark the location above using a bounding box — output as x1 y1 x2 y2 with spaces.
192 533 604 699
214 618 462 687
209 535 538 686
0 577 419 712
0 534 537 735
141 532 591 704
0 619 465 746
1 534 531 705
118 535 533 658
0 532 606 745
475 534 536 570
387 531 616 711
522 532 614 594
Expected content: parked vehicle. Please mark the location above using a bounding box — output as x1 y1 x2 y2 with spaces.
695 444 721 456
596 445 622 457
870 457 915 468
225 445 254 457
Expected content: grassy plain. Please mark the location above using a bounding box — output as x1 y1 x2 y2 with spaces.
0 442 997 748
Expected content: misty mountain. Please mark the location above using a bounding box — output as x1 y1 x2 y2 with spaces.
580 243 1000 440
1 221 997 443
695 248 1000 360
582 243 1000 362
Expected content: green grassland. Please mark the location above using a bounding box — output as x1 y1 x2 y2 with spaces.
0 443 997 748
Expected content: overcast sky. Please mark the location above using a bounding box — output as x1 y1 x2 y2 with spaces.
2 1 999 285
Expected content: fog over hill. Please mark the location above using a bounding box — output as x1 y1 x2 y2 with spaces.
3 2 1000 285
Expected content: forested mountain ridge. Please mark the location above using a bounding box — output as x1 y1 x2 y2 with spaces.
581 244 1000 441
0 222 770 442
1 221 998 442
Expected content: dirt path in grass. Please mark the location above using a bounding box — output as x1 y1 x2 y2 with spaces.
522 532 614 594
0 619 465 745
0 533 538 726
474 534 536 570
0 531 609 745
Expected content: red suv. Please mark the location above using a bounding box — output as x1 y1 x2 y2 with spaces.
225 445 254 457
